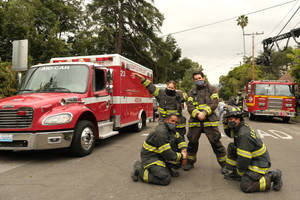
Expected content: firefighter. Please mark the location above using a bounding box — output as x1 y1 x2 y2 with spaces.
131 114 188 186
184 71 227 173
222 106 283 193
132 73 187 136
228 92 244 111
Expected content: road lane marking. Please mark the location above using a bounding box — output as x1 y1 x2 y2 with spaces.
269 130 293 139
221 129 293 140
0 161 31 174
257 130 279 139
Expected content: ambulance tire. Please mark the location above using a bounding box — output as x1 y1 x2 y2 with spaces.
71 120 96 157
282 117 290 123
133 114 146 132
248 112 255 121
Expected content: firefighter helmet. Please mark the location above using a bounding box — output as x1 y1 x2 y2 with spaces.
223 106 243 118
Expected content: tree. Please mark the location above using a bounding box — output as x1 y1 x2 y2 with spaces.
287 48 300 88
0 61 16 98
237 15 248 62
87 0 163 54
0 0 84 64
179 60 203 93
218 63 263 100
256 47 293 80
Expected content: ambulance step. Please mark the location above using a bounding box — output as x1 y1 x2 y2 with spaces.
97 121 119 139
99 131 119 139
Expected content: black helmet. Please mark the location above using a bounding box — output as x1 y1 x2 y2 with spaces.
223 106 243 118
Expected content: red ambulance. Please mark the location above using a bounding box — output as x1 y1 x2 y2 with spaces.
0 54 153 156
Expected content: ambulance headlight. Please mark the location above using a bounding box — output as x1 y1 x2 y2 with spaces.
42 113 73 125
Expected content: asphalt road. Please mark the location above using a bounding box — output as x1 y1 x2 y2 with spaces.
0 117 299 200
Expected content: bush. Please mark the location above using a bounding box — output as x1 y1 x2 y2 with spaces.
0 61 17 98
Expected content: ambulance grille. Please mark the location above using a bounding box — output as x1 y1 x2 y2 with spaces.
267 98 283 110
0 108 34 129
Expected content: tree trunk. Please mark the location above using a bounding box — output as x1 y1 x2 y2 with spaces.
242 28 246 63
116 2 124 54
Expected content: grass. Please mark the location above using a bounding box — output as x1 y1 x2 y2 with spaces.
291 115 300 123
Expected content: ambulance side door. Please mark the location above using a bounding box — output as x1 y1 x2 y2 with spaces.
91 67 111 121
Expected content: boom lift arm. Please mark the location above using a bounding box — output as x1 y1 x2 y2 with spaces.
262 27 300 65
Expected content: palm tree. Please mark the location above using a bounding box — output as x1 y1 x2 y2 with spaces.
237 15 248 62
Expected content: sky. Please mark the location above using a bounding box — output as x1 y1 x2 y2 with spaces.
153 0 300 84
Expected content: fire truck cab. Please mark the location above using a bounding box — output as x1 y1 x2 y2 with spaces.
0 54 153 156
245 80 296 122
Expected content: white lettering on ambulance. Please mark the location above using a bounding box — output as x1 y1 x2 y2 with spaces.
41 66 70 71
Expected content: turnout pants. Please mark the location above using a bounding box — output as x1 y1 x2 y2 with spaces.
187 125 226 167
139 165 172 186
226 142 272 193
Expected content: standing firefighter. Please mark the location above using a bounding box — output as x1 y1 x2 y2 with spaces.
131 114 188 186
132 73 187 136
184 71 227 173
223 106 283 193
228 92 244 111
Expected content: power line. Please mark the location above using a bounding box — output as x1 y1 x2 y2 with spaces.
161 0 296 37
277 6 300 35
293 20 300 28
265 0 299 37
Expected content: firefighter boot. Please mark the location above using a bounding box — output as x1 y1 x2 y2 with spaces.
270 169 283 191
131 160 142 182
169 168 180 177
221 166 229 175
183 161 194 171
224 171 241 181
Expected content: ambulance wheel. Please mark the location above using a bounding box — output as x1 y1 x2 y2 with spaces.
248 112 255 120
71 120 96 157
133 115 146 132
282 117 290 123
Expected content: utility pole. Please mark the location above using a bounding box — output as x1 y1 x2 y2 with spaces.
244 32 264 80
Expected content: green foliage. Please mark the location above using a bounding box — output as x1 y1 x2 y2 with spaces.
218 64 263 100
287 48 300 89
256 47 293 79
0 0 84 64
0 0 201 97
179 60 203 93
0 61 16 98
237 15 248 29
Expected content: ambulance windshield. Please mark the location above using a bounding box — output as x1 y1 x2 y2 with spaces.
19 64 89 94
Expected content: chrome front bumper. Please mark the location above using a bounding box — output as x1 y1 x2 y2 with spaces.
0 130 73 150
253 110 296 117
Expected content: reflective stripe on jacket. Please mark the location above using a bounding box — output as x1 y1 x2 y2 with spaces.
141 122 187 168
234 122 271 175
187 83 219 127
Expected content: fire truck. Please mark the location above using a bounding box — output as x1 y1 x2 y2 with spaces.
0 54 153 156
245 80 296 122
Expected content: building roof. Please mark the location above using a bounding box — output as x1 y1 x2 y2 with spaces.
279 73 294 82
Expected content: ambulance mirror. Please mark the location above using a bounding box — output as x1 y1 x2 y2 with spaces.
106 84 113 93
106 69 113 84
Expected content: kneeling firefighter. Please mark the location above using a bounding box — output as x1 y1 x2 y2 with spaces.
223 106 283 193
131 114 188 186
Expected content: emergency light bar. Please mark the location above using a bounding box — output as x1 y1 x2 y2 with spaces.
50 56 113 64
